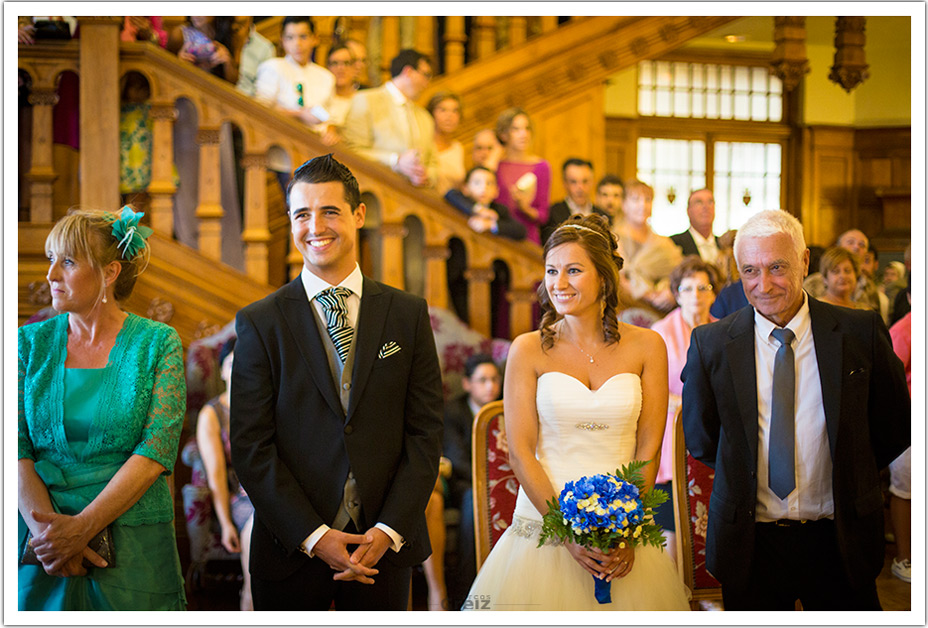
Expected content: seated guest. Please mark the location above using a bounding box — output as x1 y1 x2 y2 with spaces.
595 174 625 227
890 245 911 326
19 207 185 610
670 188 720 264
471 128 503 171
168 16 238 82
881 260 907 306
342 49 438 187
861 242 890 325
540 158 610 245
345 38 370 89
428 92 466 195
443 354 503 610
320 44 358 146
818 247 866 310
616 179 682 312
805 228 880 315
493 107 551 244
254 17 334 133
710 279 750 319
232 16 275 97
651 256 721 561
709 229 750 319
196 338 255 610
444 167 527 240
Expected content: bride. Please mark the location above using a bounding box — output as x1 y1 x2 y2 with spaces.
464 214 690 610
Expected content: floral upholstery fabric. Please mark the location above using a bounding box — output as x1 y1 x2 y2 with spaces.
482 410 520 549
685 454 721 590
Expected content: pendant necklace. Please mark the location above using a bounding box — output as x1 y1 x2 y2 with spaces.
564 329 603 364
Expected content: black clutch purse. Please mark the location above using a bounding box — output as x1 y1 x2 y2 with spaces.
20 526 115 569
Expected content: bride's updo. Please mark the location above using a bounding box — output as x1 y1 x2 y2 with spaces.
538 214 624 351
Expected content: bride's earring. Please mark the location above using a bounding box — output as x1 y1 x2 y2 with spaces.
102 294 108 304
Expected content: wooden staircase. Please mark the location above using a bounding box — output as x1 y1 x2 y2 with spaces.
18 15 738 346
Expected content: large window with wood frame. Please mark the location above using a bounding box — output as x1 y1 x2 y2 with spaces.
635 57 789 236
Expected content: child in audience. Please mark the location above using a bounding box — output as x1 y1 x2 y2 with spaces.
444 167 526 241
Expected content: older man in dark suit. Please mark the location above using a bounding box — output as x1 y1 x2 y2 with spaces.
681 209 909 610
671 188 720 263
231 154 443 610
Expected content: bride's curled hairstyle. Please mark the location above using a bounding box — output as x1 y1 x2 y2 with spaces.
538 214 624 351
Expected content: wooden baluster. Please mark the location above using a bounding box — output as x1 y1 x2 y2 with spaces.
443 17 466 73
380 222 407 289
148 102 177 235
540 16 559 33
472 16 496 60
509 16 528 48
380 17 400 85
78 17 121 211
195 127 223 261
508 287 537 339
241 152 272 283
315 16 337 67
465 266 494 337
348 16 371 43
25 86 58 222
415 16 436 69
423 243 450 309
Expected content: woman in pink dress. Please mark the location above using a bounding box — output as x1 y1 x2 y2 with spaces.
649 256 721 561
493 108 551 244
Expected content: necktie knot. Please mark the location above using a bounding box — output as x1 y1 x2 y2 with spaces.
771 327 795 347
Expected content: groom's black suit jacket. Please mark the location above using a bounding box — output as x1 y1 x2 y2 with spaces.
681 297 909 591
230 276 443 581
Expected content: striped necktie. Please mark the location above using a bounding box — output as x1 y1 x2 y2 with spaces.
316 287 354 363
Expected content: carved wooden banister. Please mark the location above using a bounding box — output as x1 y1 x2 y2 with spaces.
18 39 545 339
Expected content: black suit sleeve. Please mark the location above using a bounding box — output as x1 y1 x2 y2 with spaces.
443 397 473 495
681 326 721 468
491 202 527 241
376 298 444 538
866 311 911 469
230 307 325 551
444 189 477 216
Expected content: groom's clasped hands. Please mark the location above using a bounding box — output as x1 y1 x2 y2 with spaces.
314 527 394 584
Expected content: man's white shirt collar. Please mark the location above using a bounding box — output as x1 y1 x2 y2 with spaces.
754 291 811 346
300 264 364 302
384 80 408 106
688 226 716 247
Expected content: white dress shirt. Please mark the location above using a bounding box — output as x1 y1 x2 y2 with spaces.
296 264 405 556
255 55 335 134
566 197 594 216
753 293 834 522
688 226 720 265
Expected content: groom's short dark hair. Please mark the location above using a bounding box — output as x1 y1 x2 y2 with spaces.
288 153 362 211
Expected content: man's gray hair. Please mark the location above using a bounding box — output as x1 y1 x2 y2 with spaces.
734 209 806 267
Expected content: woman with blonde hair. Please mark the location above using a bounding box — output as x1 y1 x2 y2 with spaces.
818 247 866 310
19 207 186 610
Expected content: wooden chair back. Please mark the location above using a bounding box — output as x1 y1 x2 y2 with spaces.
671 407 723 609
471 400 520 571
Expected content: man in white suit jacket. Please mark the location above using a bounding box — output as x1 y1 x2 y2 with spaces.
341 49 438 188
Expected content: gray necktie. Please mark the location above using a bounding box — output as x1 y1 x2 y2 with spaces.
316 287 353 363
769 327 796 499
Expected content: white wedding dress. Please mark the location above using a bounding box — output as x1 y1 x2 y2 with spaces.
464 371 691 611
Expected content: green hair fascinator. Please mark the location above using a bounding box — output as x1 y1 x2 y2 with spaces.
108 206 153 259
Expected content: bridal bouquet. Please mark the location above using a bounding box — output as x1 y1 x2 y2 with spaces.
538 460 668 604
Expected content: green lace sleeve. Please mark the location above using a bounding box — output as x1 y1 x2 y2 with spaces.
131 328 185 473
18 341 35 461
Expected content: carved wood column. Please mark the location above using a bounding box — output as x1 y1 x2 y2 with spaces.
315 16 337 67
380 221 407 289
148 102 177 235
540 16 559 33
472 16 496 60
509 16 528 48
443 17 466 73
348 16 371 43
415 17 436 69
465 266 495 337
78 17 121 211
241 152 272 283
195 126 223 260
508 287 537 339
25 86 58 222
380 17 400 85
423 243 450 309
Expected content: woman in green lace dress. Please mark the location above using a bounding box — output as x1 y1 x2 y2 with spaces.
18 207 186 610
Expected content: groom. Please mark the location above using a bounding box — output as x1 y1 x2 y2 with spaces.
230 154 444 610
